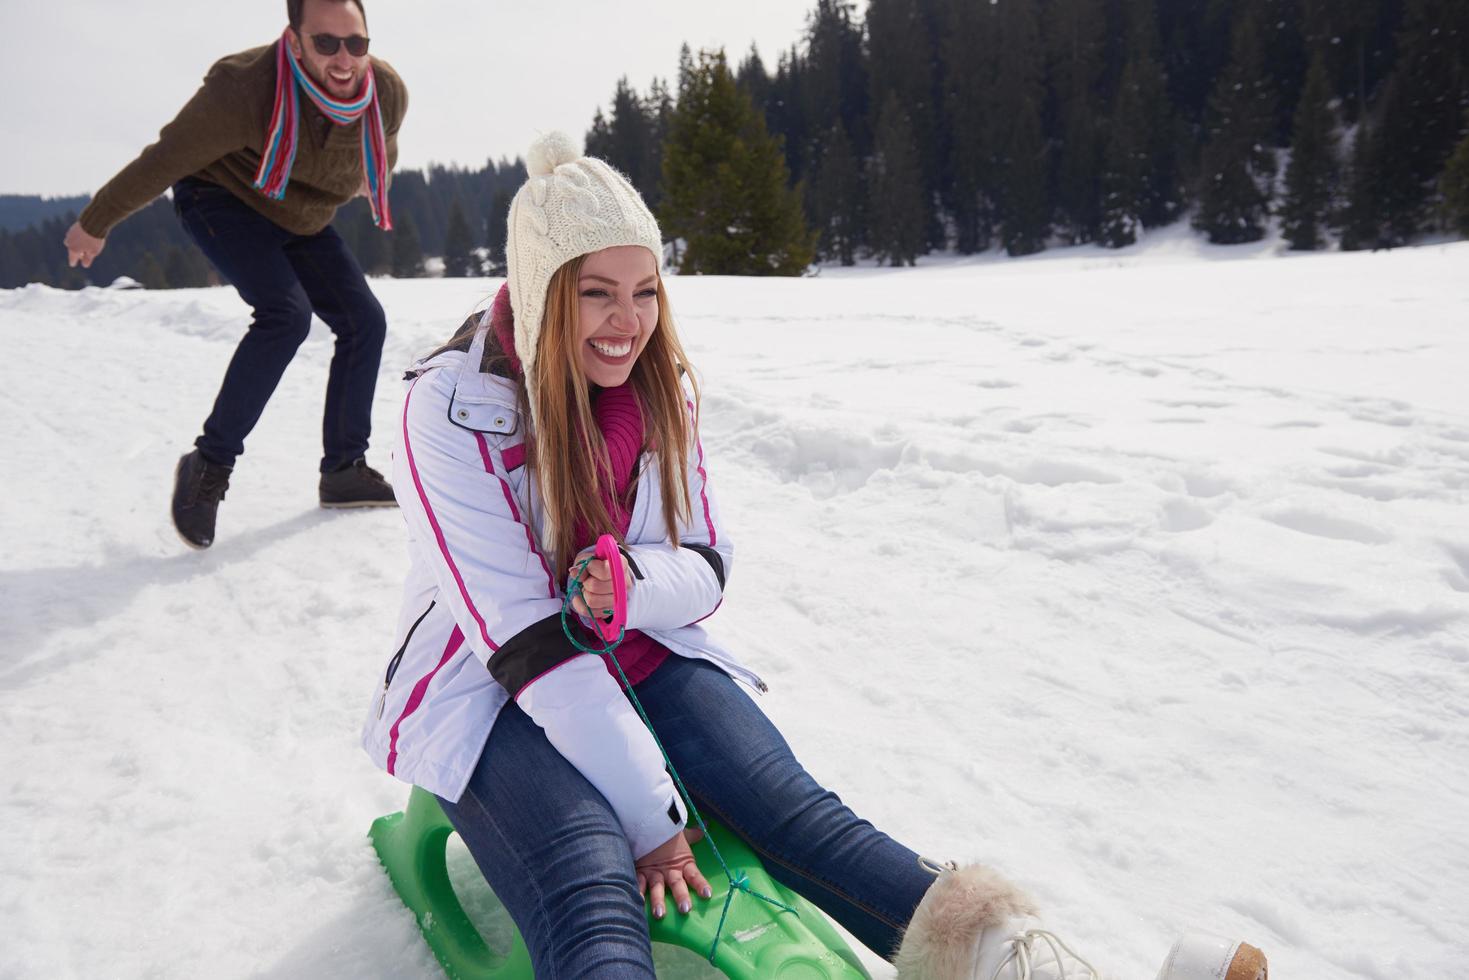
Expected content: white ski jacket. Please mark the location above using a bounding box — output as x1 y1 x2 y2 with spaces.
361 326 761 858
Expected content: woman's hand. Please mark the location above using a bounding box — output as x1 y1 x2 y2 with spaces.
634 827 710 918
568 548 634 622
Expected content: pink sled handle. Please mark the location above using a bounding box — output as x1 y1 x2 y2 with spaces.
593 533 627 643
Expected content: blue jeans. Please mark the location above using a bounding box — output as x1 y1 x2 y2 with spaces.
437 655 937 978
173 177 386 472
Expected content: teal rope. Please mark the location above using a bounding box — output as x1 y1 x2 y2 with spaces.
561 558 797 963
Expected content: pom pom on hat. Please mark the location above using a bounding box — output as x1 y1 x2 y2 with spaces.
527 131 582 177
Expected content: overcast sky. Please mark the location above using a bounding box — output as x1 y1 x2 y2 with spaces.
0 1 815 197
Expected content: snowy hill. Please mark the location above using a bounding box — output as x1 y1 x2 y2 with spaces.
2 240 1467 979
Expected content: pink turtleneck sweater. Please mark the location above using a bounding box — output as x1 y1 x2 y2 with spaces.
575 383 671 686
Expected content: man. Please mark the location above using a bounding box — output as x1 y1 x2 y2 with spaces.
63 0 407 548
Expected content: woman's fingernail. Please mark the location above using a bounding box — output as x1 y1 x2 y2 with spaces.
653 904 665 918
678 901 690 914
701 886 712 898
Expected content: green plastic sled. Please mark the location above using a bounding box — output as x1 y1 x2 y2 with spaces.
370 786 871 979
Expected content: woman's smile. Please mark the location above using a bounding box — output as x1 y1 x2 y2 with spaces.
587 336 635 360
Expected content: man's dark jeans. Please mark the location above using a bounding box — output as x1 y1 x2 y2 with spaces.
173 177 386 472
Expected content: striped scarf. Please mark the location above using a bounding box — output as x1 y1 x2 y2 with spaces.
253 28 393 230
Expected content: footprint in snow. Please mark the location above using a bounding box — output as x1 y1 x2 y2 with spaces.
1007 458 1121 487
1152 398 1233 410
1180 470 1235 499
1342 396 1416 428
1160 498 1214 532
727 415 907 496
1314 479 1411 503
1003 414 1092 434
1323 462 1391 478
1441 544 1469 594
1260 506 1392 545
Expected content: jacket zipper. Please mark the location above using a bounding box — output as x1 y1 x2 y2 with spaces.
379 601 436 718
699 648 769 694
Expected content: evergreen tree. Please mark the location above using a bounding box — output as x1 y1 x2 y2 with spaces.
388 171 439 256
802 0 869 160
1299 0 1405 126
0 230 27 288
988 0 1050 255
736 45 772 113
612 78 658 198
1280 52 1339 249
0 194 90 232
940 0 992 253
646 79 676 211
660 49 816 275
1097 0 1166 247
1047 0 1108 243
588 77 671 208
1339 114 1388 249
1260 0 1308 145
867 94 926 266
484 187 512 276
811 122 863 264
391 213 425 278
351 206 390 275
585 107 614 160
867 0 945 249
1158 0 1233 135
1104 0 1181 249
1342 0 1469 245
163 244 211 287
1124 0 1180 228
1193 2 1279 244
1440 115 1469 236
138 251 168 289
677 43 696 94
766 48 811 185
442 200 477 277
14 219 62 286
1099 55 1150 248
799 0 868 247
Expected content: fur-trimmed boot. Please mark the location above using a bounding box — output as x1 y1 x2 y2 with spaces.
894 863 1102 979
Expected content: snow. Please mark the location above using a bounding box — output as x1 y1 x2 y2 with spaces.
2 238 1467 979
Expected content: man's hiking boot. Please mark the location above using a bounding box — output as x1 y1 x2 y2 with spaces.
172 450 232 549
320 457 398 508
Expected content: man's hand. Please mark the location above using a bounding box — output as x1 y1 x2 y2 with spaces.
63 222 106 269
634 828 710 919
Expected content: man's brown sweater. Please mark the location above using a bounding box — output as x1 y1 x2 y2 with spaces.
78 44 407 239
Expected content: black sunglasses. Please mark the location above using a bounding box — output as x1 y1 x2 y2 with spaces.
306 32 370 57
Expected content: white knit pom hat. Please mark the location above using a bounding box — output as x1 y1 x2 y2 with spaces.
505 131 664 389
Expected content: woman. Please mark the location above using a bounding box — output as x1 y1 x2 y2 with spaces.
361 133 1266 980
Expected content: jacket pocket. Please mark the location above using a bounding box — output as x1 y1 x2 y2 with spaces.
378 601 435 718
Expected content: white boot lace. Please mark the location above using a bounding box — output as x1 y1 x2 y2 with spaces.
985 928 1102 980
